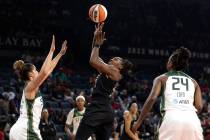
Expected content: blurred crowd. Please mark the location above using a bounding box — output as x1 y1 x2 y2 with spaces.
0 0 210 140
0 54 209 140
1 0 210 56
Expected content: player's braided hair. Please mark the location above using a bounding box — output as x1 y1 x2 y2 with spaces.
170 47 191 71
120 59 133 75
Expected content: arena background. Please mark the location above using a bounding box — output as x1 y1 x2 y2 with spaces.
0 0 209 139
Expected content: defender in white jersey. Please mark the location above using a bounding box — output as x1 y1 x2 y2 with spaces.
65 95 92 140
65 96 86 138
133 47 203 140
9 36 68 140
10 91 43 140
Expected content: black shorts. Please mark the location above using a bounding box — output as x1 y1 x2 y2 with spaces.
75 121 113 140
81 102 114 126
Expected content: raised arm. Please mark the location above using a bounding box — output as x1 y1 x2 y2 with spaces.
89 23 121 81
40 35 56 72
25 37 67 99
49 40 67 71
133 76 162 132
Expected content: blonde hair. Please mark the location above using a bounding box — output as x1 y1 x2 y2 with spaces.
13 60 34 81
13 60 25 72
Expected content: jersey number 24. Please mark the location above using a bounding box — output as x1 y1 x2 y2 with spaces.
172 77 189 91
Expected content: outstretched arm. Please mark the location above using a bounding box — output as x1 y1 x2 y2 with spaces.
25 36 68 99
89 23 121 81
40 35 56 72
133 76 162 132
49 40 67 72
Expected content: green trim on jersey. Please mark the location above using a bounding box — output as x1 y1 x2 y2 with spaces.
166 70 190 78
156 70 192 140
160 84 166 118
157 85 166 140
35 91 42 98
26 99 40 140
73 108 85 118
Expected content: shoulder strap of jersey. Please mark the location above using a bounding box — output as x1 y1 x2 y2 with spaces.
165 70 190 78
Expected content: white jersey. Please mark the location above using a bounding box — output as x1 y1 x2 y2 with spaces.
161 71 197 112
66 108 85 135
9 90 43 140
159 71 203 140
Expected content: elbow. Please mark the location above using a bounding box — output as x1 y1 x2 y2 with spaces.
196 105 203 113
89 59 94 66
150 97 156 103
112 75 121 82
149 96 157 103
89 59 98 67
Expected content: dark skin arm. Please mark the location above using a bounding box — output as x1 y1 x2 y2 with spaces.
133 76 162 132
193 80 203 113
89 23 122 81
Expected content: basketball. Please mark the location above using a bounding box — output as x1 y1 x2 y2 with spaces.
89 4 107 23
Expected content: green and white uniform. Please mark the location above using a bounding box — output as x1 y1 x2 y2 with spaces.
159 71 203 140
9 91 43 140
66 108 86 135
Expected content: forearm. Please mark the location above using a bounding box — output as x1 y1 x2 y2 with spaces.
125 118 138 140
49 53 63 71
38 53 62 79
90 47 100 64
65 126 73 137
40 51 54 72
125 129 138 140
136 97 156 129
91 35 96 49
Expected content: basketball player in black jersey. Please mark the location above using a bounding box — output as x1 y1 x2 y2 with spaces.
75 23 133 140
120 102 139 140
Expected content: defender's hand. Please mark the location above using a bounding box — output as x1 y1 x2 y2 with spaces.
59 40 68 55
50 35 56 52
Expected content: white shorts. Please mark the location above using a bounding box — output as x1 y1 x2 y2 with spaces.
159 110 203 140
9 120 42 140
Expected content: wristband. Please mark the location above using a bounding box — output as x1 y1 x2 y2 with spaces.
94 45 100 48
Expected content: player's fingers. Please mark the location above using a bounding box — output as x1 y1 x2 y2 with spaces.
97 23 100 29
62 40 67 47
99 22 104 31
101 22 104 29
51 35 55 45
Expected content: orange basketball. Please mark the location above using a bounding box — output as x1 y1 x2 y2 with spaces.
89 4 107 23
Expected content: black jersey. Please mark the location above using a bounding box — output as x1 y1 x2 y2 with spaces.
81 74 116 126
120 119 135 140
92 74 116 102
